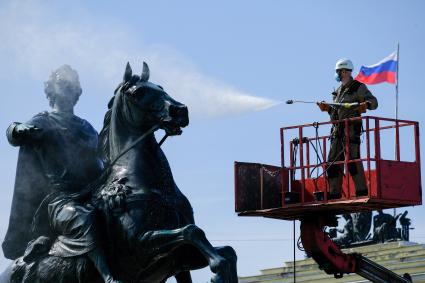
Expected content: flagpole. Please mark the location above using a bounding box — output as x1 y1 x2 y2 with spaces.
394 43 400 217
396 43 399 121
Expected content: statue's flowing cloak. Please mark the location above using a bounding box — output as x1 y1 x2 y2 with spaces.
2 140 51 259
2 112 101 259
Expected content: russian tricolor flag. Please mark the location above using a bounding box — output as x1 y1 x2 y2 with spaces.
355 52 398 85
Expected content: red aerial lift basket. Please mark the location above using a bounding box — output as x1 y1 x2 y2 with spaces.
235 116 422 220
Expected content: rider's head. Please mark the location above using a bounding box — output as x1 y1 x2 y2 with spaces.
44 65 82 108
335 58 353 84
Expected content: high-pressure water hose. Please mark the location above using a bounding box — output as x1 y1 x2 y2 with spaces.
286 99 360 109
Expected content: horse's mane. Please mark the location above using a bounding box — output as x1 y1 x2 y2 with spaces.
98 77 149 164
98 83 123 164
98 97 114 164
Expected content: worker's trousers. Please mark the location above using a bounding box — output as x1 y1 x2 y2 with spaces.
327 124 367 196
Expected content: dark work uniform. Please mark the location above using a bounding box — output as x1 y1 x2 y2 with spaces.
3 111 103 259
327 78 378 196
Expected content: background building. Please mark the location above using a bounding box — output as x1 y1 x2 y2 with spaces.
239 241 425 282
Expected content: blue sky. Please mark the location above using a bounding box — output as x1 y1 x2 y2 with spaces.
0 1 424 282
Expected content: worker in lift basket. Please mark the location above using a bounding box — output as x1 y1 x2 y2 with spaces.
317 59 378 199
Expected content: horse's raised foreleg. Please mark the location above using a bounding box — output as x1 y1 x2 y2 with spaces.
174 246 237 283
138 224 237 283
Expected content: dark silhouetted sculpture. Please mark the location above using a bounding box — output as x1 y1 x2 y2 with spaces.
331 210 412 248
331 212 372 247
332 214 354 247
373 210 411 243
373 210 399 243
399 211 411 242
352 212 372 242
1 63 238 283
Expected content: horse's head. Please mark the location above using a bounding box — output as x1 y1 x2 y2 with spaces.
116 62 189 136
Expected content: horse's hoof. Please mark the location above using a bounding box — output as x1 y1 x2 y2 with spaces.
210 256 229 274
210 256 232 283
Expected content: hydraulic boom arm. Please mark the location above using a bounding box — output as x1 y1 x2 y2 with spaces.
300 215 412 283
356 254 411 283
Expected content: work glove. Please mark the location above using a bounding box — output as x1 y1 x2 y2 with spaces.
317 101 330 112
358 102 369 114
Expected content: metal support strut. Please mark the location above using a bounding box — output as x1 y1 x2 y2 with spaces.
300 215 411 283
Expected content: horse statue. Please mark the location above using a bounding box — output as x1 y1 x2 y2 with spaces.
1 62 238 283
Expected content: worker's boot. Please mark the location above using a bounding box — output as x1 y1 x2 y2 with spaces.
349 161 368 197
327 164 343 199
328 179 342 199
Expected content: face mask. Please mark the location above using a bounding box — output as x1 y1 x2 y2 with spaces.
334 72 341 82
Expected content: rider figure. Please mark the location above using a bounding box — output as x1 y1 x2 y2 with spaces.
3 65 121 283
317 59 378 199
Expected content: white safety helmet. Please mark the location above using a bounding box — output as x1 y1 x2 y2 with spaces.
335 58 354 71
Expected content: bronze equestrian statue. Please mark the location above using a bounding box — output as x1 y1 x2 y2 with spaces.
0 62 238 283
